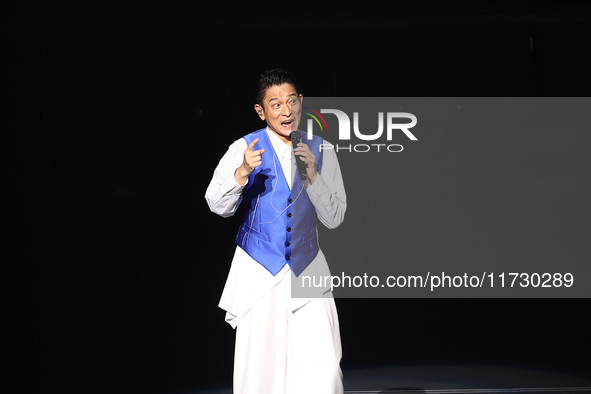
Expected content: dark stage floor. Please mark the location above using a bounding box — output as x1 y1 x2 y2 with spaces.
182 363 591 394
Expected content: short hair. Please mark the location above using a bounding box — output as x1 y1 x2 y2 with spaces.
255 68 298 105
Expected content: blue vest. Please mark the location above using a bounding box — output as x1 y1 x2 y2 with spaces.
235 128 324 277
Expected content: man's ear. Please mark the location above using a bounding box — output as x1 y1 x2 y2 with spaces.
254 104 265 120
298 94 304 106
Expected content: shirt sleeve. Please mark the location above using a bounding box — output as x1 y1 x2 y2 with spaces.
205 138 248 218
305 145 347 229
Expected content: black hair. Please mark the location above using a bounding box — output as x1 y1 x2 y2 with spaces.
255 68 298 105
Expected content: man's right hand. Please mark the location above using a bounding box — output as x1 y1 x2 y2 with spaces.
235 138 265 185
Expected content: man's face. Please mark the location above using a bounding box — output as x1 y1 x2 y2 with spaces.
255 83 303 143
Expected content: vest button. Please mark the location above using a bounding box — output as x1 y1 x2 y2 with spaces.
287 213 292 217
286 255 290 261
287 227 292 232
285 241 290 247
288 198 293 203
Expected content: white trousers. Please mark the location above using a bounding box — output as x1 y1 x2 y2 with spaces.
233 273 344 394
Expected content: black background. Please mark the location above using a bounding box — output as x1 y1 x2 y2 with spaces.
4 1 591 393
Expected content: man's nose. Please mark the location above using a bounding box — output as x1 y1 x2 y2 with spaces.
282 103 292 116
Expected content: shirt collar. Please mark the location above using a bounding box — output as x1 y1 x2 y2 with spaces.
266 127 292 160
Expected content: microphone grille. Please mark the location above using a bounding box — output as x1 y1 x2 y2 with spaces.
290 131 301 144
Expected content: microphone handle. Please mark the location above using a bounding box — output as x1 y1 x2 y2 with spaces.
290 132 308 181
296 155 307 180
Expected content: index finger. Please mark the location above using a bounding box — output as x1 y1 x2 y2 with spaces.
294 142 311 151
246 138 259 152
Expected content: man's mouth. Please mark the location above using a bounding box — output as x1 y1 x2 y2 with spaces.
281 119 293 127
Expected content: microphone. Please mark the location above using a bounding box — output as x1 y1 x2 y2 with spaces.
290 131 307 181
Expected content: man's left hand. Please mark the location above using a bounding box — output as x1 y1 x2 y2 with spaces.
293 143 317 184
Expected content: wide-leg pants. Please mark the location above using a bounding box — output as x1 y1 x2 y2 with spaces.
233 273 344 394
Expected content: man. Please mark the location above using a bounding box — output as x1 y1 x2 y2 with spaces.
205 68 346 394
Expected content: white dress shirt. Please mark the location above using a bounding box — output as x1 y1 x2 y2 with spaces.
205 127 347 328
